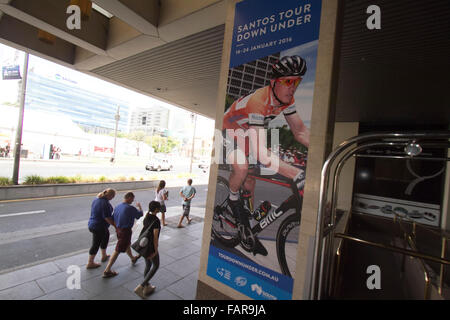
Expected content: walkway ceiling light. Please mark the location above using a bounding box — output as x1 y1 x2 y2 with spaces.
70 0 92 21
37 30 56 44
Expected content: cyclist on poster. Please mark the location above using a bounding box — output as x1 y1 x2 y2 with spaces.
222 55 310 256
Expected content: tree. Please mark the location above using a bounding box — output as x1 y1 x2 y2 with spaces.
268 126 308 154
128 131 146 156
224 94 235 112
145 135 180 153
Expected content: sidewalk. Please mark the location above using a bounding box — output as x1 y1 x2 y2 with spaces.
0 207 206 300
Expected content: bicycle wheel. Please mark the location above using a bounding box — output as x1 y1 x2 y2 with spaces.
276 212 301 278
211 176 240 247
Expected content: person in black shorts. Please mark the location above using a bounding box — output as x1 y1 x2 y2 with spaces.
86 188 116 269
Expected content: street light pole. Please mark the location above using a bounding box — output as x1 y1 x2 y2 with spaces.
12 52 29 185
189 113 197 174
112 105 120 163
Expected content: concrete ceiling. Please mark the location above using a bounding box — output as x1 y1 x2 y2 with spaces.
91 24 225 116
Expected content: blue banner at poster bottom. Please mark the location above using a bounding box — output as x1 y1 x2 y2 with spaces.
207 245 293 300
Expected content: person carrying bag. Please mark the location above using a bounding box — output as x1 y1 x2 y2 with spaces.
132 216 157 257
132 201 162 299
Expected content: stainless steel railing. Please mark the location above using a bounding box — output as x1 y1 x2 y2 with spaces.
310 131 450 300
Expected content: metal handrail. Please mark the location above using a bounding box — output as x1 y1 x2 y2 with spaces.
310 131 450 300
323 141 409 296
406 235 431 299
322 140 446 297
334 233 450 265
394 213 431 299
331 211 351 297
439 237 447 296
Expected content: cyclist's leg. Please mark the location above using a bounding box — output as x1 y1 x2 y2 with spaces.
227 149 248 197
242 175 256 209
226 149 252 224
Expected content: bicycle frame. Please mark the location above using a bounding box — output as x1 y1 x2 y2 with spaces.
217 166 303 237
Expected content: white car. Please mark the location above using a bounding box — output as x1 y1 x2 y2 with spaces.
198 159 210 169
145 158 173 171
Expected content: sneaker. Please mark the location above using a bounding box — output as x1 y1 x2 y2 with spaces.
228 198 250 227
144 284 156 295
134 284 146 299
253 237 268 256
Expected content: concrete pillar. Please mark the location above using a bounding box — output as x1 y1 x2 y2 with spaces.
291 0 343 300
196 0 343 300
196 0 249 300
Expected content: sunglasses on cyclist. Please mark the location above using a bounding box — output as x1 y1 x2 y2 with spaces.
276 78 302 87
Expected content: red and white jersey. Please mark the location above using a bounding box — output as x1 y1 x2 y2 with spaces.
223 86 297 130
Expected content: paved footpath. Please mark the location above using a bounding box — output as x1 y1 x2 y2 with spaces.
0 206 206 300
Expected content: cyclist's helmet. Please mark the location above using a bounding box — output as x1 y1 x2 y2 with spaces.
271 55 307 78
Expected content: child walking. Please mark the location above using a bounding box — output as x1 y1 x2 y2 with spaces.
155 180 168 226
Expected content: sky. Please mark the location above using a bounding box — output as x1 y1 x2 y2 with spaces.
0 43 214 138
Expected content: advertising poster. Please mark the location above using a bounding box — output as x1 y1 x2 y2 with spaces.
207 0 322 300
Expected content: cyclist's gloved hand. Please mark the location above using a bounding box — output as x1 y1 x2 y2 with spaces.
293 169 306 191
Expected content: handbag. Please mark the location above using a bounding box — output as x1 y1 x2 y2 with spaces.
131 219 157 257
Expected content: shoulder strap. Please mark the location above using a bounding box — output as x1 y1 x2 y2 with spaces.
141 218 157 239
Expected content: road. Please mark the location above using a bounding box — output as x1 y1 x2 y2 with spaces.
0 157 209 183
0 185 209 273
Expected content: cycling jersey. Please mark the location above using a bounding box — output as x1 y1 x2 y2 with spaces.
223 86 297 130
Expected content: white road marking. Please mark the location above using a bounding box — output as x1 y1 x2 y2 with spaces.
0 210 46 218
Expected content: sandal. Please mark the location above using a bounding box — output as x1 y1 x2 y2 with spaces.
102 270 118 278
86 263 101 269
101 255 110 262
131 256 139 265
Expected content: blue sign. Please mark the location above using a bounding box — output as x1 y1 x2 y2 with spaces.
2 65 21 80
207 245 293 300
230 0 322 68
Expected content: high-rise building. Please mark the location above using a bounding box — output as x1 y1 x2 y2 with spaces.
129 106 170 136
25 71 130 134
226 53 280 101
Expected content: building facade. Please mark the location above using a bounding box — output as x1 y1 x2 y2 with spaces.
128 105 170 136
226 53 280 101
25 72 130 134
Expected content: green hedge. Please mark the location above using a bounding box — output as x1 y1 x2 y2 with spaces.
0 172 198 186
0 177 12 186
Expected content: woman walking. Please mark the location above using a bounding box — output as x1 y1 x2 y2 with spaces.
134 201 162 298
155 180 168 226
87 188 116 269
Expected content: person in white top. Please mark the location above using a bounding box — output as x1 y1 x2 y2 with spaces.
155 180 168 226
